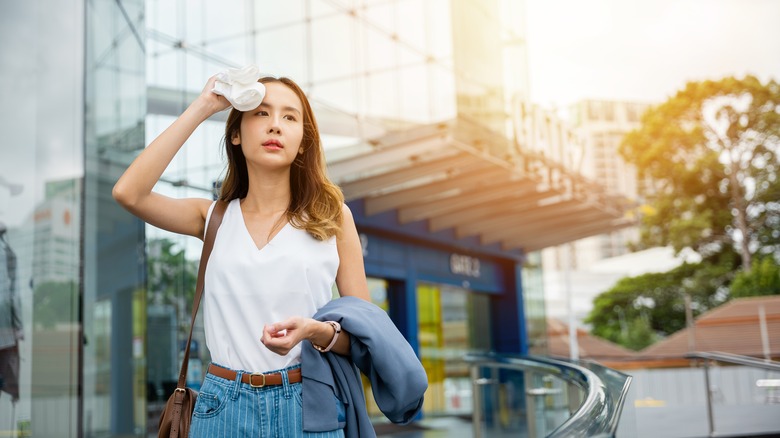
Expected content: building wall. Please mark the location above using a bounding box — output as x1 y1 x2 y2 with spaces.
0 0 148 436
0 0 545 434
541 99 654 329
567 99 650 265
0 0 85 435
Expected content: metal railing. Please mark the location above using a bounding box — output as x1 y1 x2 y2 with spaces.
465 353 632 438
685 351 780 438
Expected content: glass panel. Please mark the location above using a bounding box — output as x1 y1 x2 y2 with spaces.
424 0 453 60
309 0 341 18
418 283 491 417
364 71 400 121
395 0 427 50
310 14 356 83
202 0 247 42
0 0 85 436
523 252 547 355
253 0 305 30
451 0 508 134
471 366 576 437
147 0 180 40
367 277 389 311
362 1 395 33
361 278 389 418
84 0 147 435
311 80 358 117
398 64 432 123
363 25 399 74
254 24 307 84
428 65 458 122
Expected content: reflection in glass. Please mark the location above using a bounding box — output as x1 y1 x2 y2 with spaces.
418 282 491 416
523 252 547 355
84 0 147 435
0 222 22 404
359 277 389 419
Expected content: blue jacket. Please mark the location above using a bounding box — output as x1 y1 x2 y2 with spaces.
301 296 428 437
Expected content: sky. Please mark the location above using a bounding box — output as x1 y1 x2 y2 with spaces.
524 0 780 109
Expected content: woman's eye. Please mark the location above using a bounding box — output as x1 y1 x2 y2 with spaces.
256 111 269 116
284 115 297 121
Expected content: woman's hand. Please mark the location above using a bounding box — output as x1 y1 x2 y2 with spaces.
261 317 315 356
193 75 231 116
262 317 351 356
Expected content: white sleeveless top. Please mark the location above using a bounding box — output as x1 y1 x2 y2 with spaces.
203 199 339 372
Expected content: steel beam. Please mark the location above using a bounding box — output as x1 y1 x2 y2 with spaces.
455 199 585 238
395 176 537 223
340 153 478 200
479 208 615 245
327 134 452 180
427 189 558 232
508 219 634 251
364 165 507 216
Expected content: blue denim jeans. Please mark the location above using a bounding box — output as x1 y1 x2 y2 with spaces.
189 363 345 438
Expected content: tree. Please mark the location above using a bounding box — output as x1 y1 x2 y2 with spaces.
730 256 780 298
624 315 656 351
147 238 197 304
33 281 78 329
585 251 739 350
146 238 198 336
620 76 780 271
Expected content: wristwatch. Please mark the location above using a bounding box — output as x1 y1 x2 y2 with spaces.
312 321 341 353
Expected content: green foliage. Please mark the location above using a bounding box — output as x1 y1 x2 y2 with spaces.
146 238 197 306
620 75 780 264
730 256 780 298
589 76 780 349
624 315 656 351
33 281 78 329
586 251 739 350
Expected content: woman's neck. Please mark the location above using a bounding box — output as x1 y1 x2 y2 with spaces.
242 169 292 214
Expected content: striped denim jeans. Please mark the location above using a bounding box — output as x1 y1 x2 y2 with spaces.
189 363 345 438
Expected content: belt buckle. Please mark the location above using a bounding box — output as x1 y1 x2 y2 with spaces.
249 373 266 388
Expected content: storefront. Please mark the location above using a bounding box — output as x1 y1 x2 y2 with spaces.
350 199 529 418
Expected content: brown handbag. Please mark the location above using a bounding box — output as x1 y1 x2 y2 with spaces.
158 200 227 438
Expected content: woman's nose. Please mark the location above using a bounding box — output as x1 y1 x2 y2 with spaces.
267 115 282 134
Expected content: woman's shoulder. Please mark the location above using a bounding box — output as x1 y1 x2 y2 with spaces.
340 202 354 223
202 198 239 238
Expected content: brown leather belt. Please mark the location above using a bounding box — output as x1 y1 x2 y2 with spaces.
208 363 302 387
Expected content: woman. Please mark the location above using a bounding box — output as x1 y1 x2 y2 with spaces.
113 74 370 437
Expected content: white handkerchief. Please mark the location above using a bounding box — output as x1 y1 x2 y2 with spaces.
212 65 266 111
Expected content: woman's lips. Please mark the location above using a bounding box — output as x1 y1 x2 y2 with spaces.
262 139 283 149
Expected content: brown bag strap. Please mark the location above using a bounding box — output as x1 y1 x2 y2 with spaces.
176 200 228 390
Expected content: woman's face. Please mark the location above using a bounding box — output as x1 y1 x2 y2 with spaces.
232 81 305 170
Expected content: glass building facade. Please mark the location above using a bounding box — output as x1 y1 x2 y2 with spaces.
0 0 547 436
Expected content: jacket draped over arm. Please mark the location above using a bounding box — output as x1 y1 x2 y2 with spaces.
301 296 428 437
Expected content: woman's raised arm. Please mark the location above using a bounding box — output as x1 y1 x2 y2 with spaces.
112 76 230 239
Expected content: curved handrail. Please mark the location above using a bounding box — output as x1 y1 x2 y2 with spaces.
685 351 780 372
465 353 631 438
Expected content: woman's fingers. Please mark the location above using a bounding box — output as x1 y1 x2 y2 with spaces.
261 318 305 355
199 75 231 113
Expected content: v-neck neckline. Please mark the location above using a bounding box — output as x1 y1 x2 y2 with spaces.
237 200 290 252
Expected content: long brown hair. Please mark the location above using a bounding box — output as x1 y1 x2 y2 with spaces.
219 76 344 240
